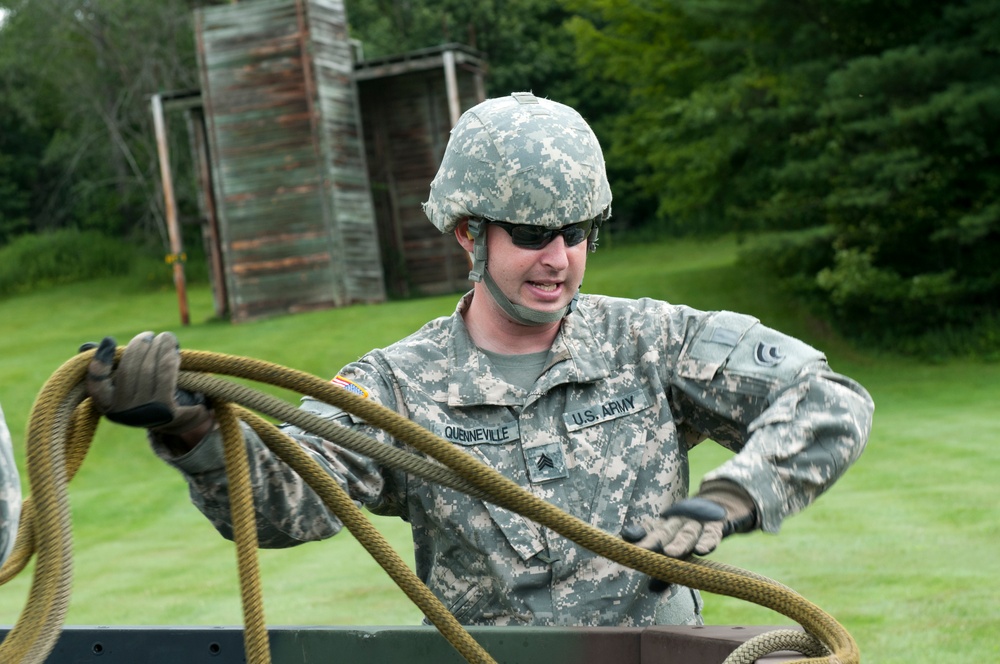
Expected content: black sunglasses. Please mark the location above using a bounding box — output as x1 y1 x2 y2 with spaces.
488 217 597 250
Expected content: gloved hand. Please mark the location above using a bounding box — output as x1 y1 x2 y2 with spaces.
622 480 757 590
83 331 212 436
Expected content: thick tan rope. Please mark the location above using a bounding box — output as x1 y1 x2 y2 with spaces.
235 407 496 664
0 349 859 664
0 390 96 586
180 349 859 663
724 629 829 664
0 357 91 663
179 372 830 663
216 402 272 664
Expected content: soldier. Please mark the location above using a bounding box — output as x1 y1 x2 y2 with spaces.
0 404 21 567
85 93 873 627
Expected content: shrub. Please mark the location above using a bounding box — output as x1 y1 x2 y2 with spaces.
738 228 1000 358
736 227 836 301
0 229 137 296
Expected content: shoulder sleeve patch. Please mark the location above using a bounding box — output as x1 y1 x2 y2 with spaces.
729 324 825 381
330 375 370 398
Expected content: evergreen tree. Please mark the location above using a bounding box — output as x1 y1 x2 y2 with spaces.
567 0 1000 343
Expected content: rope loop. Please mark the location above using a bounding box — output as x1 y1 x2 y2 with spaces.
0 348 859 664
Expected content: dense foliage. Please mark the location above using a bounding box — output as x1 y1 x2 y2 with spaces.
0 0 222 244
0 0 996 351
346 0 580 98
0 228 184 296
566 0 999 347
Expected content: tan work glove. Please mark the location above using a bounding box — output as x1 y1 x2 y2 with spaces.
84 331 212 436
622 480 757 591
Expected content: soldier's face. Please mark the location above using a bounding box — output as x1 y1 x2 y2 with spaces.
484 221 588 318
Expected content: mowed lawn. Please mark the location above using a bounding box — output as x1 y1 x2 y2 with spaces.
0 235 996 663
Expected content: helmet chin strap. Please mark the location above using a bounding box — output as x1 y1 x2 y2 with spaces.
467 218 574 327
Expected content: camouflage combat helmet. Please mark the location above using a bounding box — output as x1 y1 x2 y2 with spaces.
422 92 612 325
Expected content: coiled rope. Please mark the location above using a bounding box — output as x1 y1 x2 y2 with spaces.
0 349 857 664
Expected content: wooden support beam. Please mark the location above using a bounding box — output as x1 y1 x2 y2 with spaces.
151 93 191 326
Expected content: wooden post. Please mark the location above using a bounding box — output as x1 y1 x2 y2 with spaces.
151 93 191 326
188 107 228 320
443 49 461 127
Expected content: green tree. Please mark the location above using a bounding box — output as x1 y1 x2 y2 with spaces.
2 0 597 243
792 2 1000 337
0 75 51 242
0 4 67 242
345 0 644 226
346 0 584 99
0 0 220 244
567 0 1000 345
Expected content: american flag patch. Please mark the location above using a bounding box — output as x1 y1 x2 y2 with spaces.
331 375 369 398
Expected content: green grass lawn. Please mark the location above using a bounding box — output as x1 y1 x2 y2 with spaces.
0 235 997 663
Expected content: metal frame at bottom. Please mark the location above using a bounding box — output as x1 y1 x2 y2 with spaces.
0 624 808 663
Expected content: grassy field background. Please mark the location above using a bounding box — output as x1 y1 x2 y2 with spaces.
0 235 997 662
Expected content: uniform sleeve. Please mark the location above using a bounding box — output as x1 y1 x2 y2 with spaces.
151 356 402 548
0 404 21 566
670 311 874 533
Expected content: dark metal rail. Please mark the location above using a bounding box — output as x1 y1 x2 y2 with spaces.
0 624 804 663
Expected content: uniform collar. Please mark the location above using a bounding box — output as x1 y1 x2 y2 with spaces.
447 292 611 407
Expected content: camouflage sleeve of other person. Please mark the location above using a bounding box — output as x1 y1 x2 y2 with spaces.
670 310 874 533
0 404 22 566
149 359 399 548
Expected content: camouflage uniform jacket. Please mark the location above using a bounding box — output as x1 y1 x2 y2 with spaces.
0 404 22 567
159 292 873 627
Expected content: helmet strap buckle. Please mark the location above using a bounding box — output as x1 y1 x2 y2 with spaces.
467 218 488 283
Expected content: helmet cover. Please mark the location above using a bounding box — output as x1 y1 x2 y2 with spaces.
423 92 612 233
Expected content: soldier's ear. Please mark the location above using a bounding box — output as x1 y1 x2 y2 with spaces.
455 219 475 251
